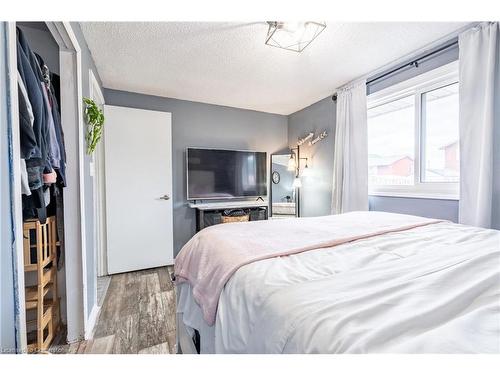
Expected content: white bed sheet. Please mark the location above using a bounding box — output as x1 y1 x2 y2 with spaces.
179 221 500 353
177 283 216 354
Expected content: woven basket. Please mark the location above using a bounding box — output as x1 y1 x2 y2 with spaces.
221 214 249 223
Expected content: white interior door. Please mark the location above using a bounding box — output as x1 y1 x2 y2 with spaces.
104 105 173 274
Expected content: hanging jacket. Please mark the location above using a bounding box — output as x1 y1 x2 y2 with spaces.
32 56 53 175
49 79 67 186
17 27 49 220
41 82 60 169
18 28 55 174
18 73 35 196
35 53 65 182
17 29 45 191
18 72 37 160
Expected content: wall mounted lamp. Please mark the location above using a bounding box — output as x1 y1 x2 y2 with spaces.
290 130 328 186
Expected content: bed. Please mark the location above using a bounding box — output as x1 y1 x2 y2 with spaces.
174 211 500 354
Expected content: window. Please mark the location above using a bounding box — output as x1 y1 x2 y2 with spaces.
421 83 459 183
367 62 459 199
368 96 415 186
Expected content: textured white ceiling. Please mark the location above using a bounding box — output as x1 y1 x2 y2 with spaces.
80 22 468 115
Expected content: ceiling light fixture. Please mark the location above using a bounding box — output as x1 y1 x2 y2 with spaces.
265 21 326 53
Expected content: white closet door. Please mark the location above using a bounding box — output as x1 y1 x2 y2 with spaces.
104 105 173 274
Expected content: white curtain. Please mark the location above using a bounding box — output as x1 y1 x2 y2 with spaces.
458 22 500 229
331 80 368 214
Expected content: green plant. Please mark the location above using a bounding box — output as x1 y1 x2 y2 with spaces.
84 97 105 155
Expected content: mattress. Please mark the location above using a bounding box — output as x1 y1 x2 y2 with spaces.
177 216 500 353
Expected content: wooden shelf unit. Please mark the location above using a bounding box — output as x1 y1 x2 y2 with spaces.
190 201 269 232
23 216 61 353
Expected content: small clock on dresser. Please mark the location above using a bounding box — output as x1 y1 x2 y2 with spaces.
272 171 280 184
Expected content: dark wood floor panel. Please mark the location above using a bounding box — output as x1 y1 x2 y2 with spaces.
56 265 176 354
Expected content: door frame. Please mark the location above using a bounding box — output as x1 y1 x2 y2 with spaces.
7 21 87 351
46 21 87 344
89 69 107 278
84 68 106 340
5 22 27 352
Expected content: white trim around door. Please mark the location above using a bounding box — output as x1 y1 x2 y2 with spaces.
89 69 107 278
6 22 27 353
84 68 106 340
46 21 87 343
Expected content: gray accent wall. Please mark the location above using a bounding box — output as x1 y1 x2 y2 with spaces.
288 97 336 217
369 196 458 222
103 89 288 256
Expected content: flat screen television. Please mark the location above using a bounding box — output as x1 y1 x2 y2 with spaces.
186 148 267 200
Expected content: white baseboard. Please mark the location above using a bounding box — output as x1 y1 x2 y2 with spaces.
85 304 101 340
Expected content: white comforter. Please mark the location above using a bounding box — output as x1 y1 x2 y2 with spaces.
213 221 500 353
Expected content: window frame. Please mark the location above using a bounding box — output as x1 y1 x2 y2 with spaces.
367 61 459 200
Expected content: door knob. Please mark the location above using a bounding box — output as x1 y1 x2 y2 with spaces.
159 194 170 200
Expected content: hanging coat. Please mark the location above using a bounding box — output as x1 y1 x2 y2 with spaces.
49 79 67 186
18 73 35 196
17 27 50 221
18 72 37 160
17 28 46 191
35 53 64 176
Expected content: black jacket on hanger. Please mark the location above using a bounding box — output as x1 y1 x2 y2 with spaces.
49 84 67 186
35 53 67 186
18 85 37 159
17 28 46 191
17 27 50 221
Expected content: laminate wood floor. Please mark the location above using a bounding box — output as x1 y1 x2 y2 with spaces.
53 266 176 354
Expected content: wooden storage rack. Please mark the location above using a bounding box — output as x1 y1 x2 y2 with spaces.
23 216 61 353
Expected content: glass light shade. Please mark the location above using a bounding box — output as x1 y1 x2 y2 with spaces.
287 155 297 171
265 21 326 52
292 177 302 188
301 164 311 177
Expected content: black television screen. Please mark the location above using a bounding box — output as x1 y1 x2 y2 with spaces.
187 148 267 200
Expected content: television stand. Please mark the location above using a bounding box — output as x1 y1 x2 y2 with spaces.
189 200 269 232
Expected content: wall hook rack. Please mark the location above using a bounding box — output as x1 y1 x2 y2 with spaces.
297 132 314 146
309 130 328 145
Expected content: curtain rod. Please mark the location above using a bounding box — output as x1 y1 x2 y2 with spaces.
366 40 458 85
332 39 459 101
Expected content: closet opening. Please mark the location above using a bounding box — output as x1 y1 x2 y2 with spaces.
10 21 86 353
16 22 67 352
